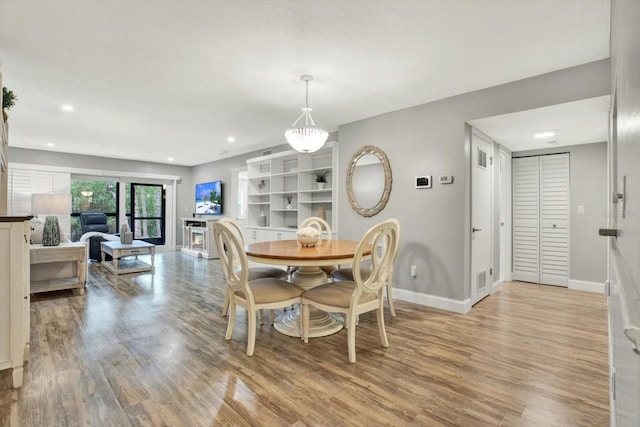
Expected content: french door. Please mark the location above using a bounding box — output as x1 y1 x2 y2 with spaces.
128 183 166 245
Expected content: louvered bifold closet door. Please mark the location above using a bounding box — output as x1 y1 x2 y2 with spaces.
512 157 540 283
539 154 569 286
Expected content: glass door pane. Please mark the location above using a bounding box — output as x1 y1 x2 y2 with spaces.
129 183 165 245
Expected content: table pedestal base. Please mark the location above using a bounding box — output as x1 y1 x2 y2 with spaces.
274 308 343 338
290 266 328 290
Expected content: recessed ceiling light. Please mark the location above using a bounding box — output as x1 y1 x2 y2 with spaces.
227 136 235 143
168 157 174 162
61 104 74 112
46 142 55 147
534 131 555 139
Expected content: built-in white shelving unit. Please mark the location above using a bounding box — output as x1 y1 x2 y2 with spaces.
245 141 338 243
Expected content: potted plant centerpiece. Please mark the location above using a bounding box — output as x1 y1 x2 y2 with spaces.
314 170 328 189
2 87 17 123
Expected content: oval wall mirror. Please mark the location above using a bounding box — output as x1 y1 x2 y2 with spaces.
346 145 392 217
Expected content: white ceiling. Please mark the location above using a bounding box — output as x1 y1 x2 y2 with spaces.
469 95 610 152
0 0 610 166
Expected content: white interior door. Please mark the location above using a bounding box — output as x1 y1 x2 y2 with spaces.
539 154 569 286
512 157 540 282
471 131 493 305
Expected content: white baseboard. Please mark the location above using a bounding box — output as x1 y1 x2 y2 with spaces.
491 280 501 294
393 288 471 314
568 279 605 294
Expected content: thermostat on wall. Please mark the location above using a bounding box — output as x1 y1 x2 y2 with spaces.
415 176 432 189
439 175 454 184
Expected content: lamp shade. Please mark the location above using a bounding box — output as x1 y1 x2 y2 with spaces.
285 125 329 153
31 193 72 215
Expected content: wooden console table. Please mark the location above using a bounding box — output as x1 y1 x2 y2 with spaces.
30 242 87 296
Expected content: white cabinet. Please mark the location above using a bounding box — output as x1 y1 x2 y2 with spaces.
246 141 338 240
180 217 219 259
246 227 270 244
0 216 31 388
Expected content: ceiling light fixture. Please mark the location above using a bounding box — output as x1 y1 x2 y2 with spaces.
285 75 328 153
168 157 174 162
61 104 74 112
227 136 235 143
46 142 55 147
534 131 555 139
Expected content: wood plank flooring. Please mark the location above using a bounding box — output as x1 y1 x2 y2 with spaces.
0 252 609 426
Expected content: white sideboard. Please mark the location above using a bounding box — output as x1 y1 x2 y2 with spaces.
181 217 220 259
0 216 31 388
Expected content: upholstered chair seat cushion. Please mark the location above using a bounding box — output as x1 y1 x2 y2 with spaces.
302 281 376 308
234 278 303 304
248 267 288 282
330 268 371 282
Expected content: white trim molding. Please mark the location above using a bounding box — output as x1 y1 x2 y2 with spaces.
393 288 471 314
9 162 180 182
491 280 502 294
568 279 605 294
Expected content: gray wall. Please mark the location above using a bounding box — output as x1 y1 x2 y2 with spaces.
513 142 607 284
337 59 610 302
8 147 192 245
189 143 290 219
609 0 640 424
189 132 338 221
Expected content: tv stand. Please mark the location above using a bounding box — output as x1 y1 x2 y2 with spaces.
181 217 219 259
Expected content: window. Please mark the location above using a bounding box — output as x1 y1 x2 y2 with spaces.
70 179 118 241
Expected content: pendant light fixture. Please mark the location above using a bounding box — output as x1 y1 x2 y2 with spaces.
285 75 328 153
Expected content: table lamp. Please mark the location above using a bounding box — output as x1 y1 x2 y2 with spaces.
31 193 72 246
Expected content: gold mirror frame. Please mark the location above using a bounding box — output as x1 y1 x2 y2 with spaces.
346 145 393 217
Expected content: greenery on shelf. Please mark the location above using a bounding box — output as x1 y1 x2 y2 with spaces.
2 87 17 110
314 170 329 183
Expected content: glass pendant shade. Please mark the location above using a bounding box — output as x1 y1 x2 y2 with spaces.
285 76 328 153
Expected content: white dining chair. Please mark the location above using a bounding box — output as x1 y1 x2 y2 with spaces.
218 218 289 321
329 218 401 317
213 221 303 356
298 216 337 275
301 218 398 363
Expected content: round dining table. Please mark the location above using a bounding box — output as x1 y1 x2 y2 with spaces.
245 239 371 338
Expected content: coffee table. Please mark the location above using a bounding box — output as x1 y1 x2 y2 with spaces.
100 240 156 275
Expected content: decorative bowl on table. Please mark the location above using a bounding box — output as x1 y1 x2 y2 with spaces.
296 227 321 247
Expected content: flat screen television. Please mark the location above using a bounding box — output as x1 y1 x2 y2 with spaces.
195 180 223 215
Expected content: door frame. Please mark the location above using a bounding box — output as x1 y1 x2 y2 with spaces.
230 166 248 229
499 147 512 284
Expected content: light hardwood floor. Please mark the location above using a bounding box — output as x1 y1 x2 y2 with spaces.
0 252 608 426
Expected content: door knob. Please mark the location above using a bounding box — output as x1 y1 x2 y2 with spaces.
472 227 482 233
